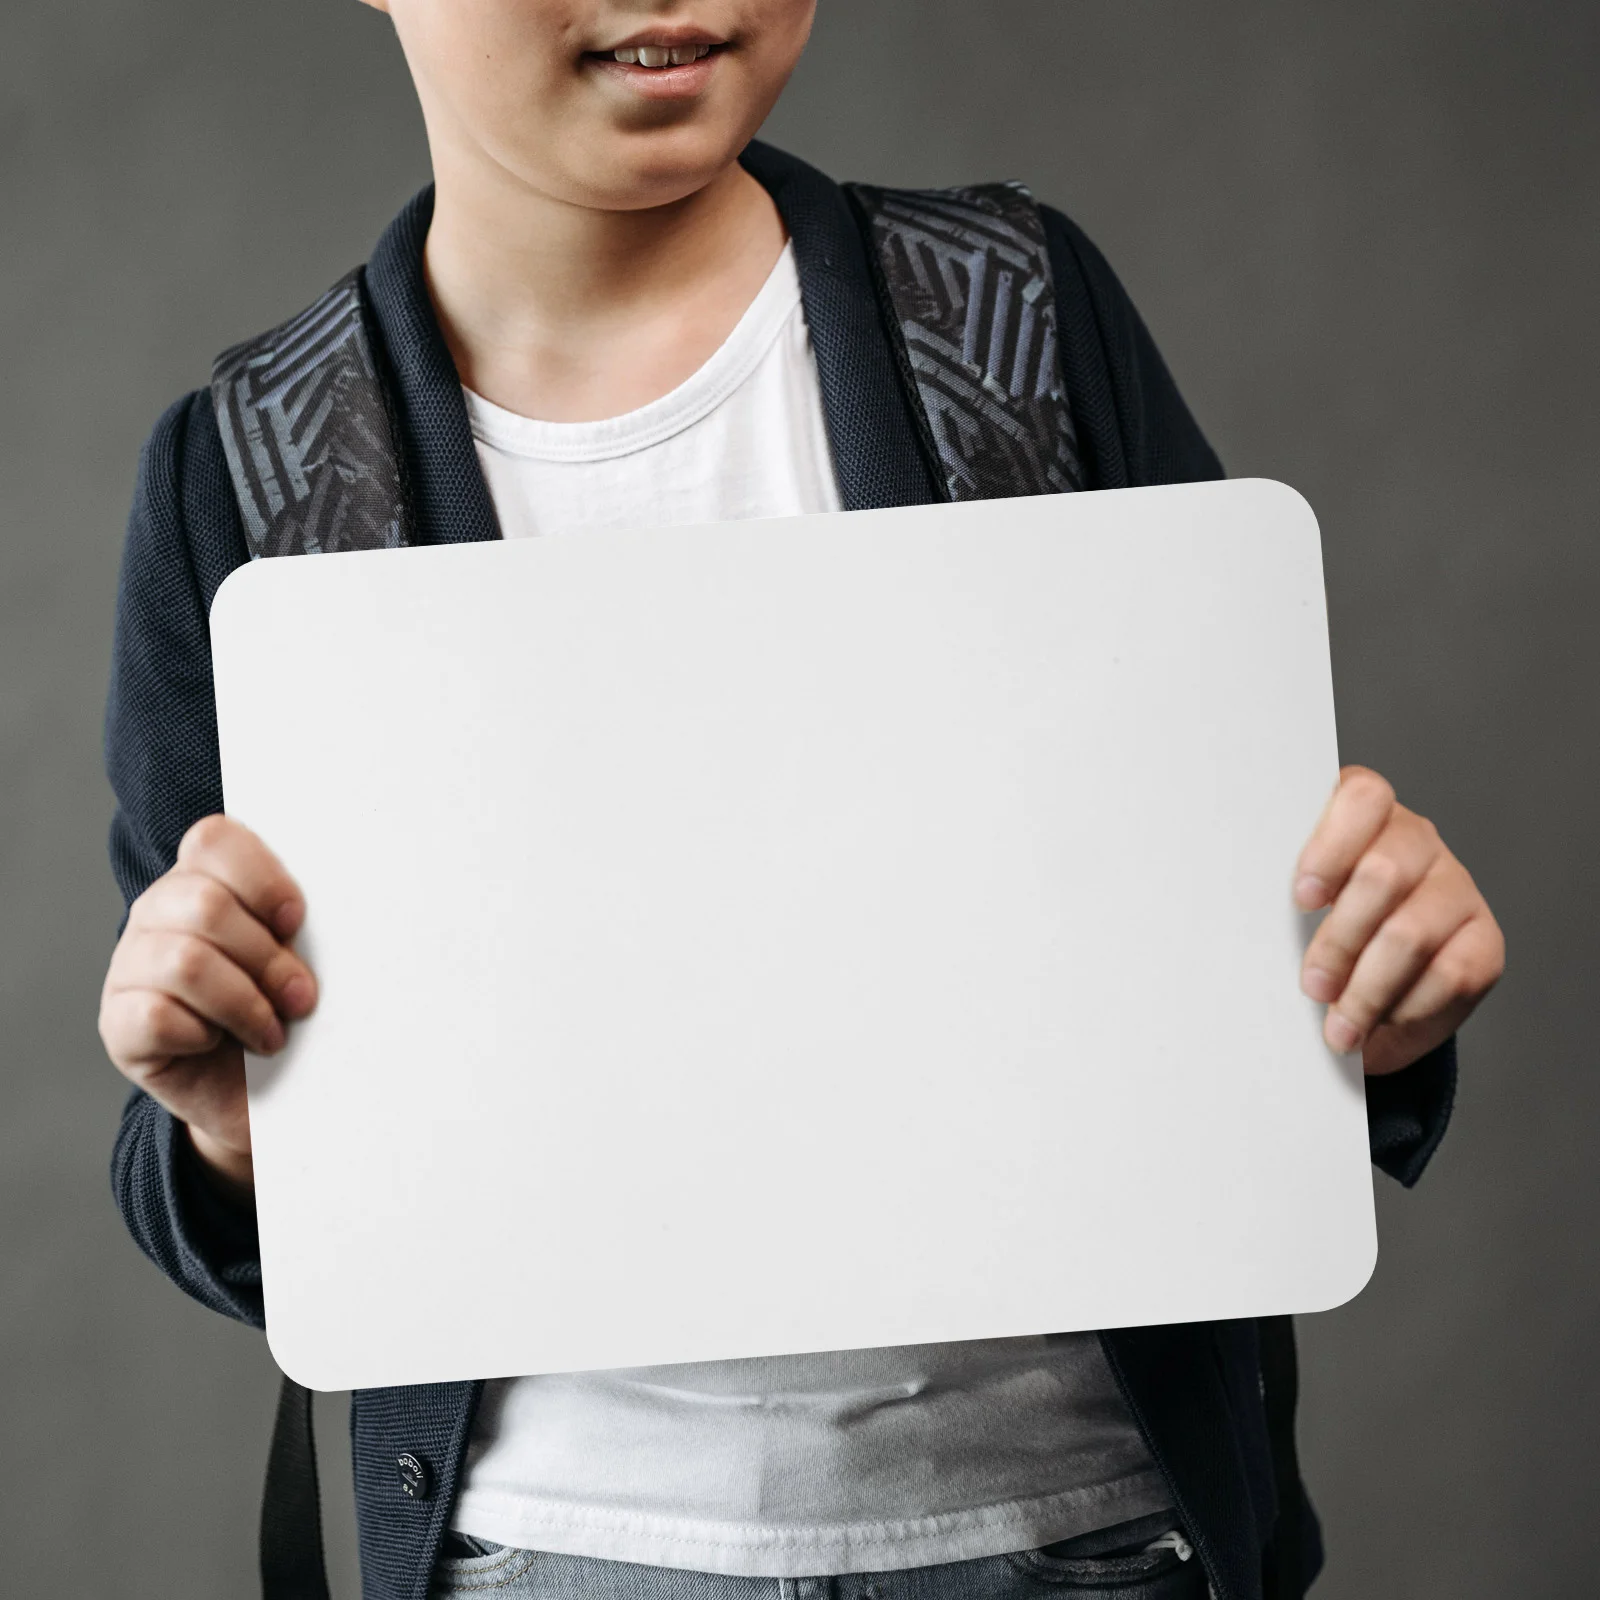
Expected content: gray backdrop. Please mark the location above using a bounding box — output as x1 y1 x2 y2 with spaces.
3 1 1595 1594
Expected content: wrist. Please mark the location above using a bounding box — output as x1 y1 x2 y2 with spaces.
185 1123 256 1208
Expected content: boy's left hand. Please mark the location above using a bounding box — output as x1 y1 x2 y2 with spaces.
1294 765 1504 1075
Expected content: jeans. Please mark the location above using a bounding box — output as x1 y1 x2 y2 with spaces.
428 1514 1209 1599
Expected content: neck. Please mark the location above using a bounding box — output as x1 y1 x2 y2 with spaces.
422 148 787 422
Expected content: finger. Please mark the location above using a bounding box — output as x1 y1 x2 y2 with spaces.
1361 1006 1467 1077
1361 915 1505 1074
1294 766 1395 911
108 929 287 1056
128 868 317 1018
169 813 306 939
100 985 225 1078
1300 809 1443 1002
1322 863 1480 1053
1383 912 1505 1029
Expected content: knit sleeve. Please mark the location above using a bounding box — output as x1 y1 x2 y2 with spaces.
1364 1035 1457 1187
104 391 265 1329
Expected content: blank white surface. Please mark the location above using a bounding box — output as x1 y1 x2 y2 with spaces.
210 478 1374 1392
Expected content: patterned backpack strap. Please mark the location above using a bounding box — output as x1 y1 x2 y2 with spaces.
210 270 408 1600
210 269 410 560
843 181 1084 502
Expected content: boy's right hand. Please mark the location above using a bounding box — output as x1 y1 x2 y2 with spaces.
99 814 318 1201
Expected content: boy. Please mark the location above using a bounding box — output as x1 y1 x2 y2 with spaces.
99 3 1503 1598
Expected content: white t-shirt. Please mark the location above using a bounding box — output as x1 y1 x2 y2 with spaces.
450 241 1170 1577
464 241 842 536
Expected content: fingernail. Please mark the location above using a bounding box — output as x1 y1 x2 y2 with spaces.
1325 1012 1361 1053
1294 874 1328 910
280 975 315 1017
1301 966 1339 1003
273 900 303 938
260 1015 286 1054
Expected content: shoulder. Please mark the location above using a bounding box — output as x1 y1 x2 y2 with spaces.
1034 198 1174 374
125 386 249 618
106 391 241 932
1035 202 1119 296
827 161 1226 489
1034 199 1226 488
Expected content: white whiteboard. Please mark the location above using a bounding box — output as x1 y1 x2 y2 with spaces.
210 478 1374 1392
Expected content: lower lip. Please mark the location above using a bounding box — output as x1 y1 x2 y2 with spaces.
586 53 723 100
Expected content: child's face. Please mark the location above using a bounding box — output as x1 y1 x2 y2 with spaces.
366 0 817 209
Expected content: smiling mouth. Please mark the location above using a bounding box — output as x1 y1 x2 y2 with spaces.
585 41 729 69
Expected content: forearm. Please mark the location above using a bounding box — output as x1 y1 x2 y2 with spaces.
111 1087 265 1329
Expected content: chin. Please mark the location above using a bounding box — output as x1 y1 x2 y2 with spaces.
564 122 752 210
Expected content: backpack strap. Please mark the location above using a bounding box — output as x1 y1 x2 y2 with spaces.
851 181 1312 1596
211 269 411 560
258 1376 331 1600
210 271 403 1593
843 180 1084 502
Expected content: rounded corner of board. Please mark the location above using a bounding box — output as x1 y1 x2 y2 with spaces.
208 557 263 638
1238 477 1322 540
1307 1226 1380 1316
264 1321 343 1394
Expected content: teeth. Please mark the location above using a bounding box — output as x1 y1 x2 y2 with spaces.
612 43 714 66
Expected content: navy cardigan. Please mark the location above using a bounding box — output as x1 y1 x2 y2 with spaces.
105 140 1456 1600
